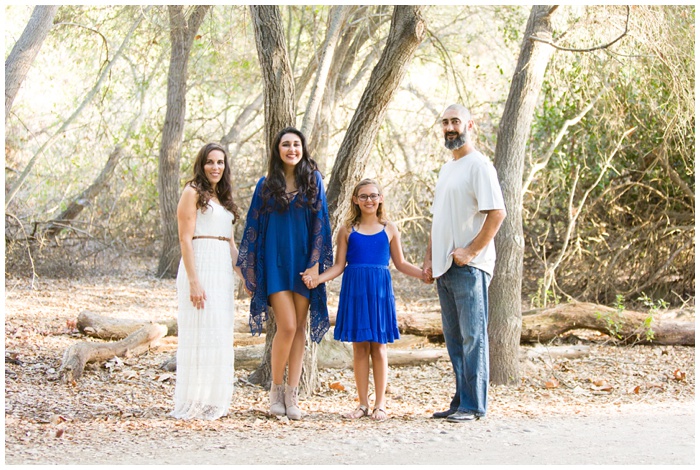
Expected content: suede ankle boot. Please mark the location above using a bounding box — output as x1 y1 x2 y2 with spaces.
269 383 286 416
284 385 302 420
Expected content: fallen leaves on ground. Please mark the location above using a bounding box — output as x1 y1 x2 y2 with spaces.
4 276 695 458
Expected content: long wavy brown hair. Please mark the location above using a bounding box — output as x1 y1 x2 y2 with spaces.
185 142 240 222
262 127 320 213
344 178 387 229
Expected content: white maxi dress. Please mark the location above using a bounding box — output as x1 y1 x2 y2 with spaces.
171 200 235 420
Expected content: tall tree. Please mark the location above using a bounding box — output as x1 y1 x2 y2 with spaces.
326 5 426 224
5 5 59 122
156 5 211 278
250 5 296 162
490 5 557 385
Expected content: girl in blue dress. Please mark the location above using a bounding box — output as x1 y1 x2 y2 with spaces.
237 127 333 420
303 179 423 421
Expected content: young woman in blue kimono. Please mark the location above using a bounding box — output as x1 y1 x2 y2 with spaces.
237 127 332 420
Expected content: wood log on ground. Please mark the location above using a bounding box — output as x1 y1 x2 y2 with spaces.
60 323 168 383
394 302 693 345
77 311 177 339
77 310 251 340
521 302 695 346
395 309 444 341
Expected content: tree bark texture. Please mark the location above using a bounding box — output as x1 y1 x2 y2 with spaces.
156 5 210 278
5 5 59 121
250 5 296 160
326 6 425 225
489 5 557 385
59 323 167 383
43 146 124 238
246 307 276 389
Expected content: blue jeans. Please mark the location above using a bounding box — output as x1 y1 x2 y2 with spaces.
437 263 491 417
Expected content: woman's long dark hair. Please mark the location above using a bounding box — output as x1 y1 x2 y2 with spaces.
186 142 240 223
262 126 320 212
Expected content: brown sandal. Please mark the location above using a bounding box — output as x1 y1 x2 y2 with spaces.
371 407 388 421
343 405 370 419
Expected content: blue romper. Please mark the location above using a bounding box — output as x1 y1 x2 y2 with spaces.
264 192 311 299
334 226 400 344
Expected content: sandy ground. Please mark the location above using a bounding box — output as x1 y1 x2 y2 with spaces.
4 401 695 465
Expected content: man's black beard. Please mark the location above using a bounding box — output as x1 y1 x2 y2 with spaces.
444 131 467 150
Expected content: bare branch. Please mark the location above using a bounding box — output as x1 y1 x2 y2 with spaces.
529 5 630 53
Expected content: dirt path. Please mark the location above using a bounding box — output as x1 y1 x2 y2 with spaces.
4 401 694 465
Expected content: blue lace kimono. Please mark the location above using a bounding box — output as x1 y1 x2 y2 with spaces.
237 170 333 343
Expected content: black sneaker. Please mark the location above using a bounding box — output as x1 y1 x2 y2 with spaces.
446 411 476 422
432 408 457 419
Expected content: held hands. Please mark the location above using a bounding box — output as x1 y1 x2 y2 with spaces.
422 266 434 284
301 271 320 289
300 263 321 289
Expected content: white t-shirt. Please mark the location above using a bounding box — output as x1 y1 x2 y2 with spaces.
430 151 505 278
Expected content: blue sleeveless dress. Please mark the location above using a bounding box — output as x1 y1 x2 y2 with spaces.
334 226 400 344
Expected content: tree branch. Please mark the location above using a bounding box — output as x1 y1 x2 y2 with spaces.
529 5 630 53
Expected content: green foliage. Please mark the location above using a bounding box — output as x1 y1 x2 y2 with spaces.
636 292 668 342
524 5 694 306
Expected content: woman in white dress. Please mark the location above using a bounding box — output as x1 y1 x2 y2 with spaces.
171 142 245 420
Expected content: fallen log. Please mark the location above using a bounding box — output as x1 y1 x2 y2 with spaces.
77 311 177 339
395 309 444 340
76 310 253 340
521 302 695 346
60 323 167 383
76 301 694 349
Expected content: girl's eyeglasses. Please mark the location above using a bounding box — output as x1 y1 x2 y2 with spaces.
357 193 380 202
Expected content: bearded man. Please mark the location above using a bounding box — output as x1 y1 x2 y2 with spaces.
423 104 506 422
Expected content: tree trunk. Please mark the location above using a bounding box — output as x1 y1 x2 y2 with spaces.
43 146 124 238
156 5 210 278
308 5 388 167
490 5 558 385
326 6 426 224
220 92 264 157
249 5 296 160
59 323 167 384
300 5 350 138
5 5 59 121
247 308 276 389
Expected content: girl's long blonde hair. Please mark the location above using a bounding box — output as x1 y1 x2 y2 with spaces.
344 178 388 229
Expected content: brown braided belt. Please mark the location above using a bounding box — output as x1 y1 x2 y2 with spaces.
192 235 231 242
